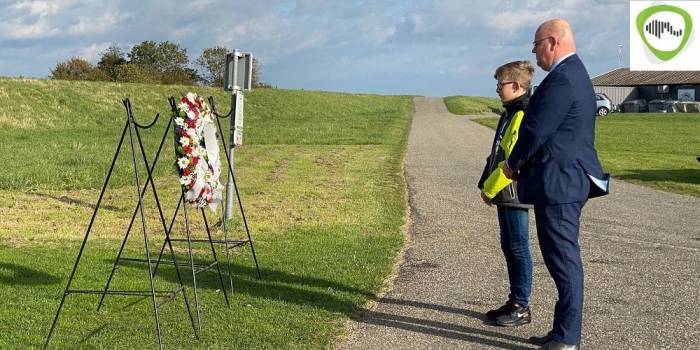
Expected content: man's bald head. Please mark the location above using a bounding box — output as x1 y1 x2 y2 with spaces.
532 18 577 71
538 19 576 51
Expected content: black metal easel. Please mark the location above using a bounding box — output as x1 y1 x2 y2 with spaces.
151 96 261 302
208 94 262 284
44 99 198 350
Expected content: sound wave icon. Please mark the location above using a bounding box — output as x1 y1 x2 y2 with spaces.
645 19 683 39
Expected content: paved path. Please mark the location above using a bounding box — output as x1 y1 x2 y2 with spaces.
340 97 700 349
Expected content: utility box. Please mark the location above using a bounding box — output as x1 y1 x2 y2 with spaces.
224 52 252 91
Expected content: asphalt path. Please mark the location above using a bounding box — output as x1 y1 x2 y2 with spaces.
340 97 700 349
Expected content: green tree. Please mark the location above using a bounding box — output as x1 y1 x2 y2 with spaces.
114 64 160 84
161 67 200 85
196 46 229 87
128 40 195 84
50 57 104 81
251 58 270 88
97 44 126 81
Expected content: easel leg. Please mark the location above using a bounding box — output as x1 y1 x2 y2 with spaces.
214 115 262 280
44 120 129 349
135 122 198 338
201 209 229 306
232 175 262 279
126 111 164 350
221 208 235 294
182 194 202 332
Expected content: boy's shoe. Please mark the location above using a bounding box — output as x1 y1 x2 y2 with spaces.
495 303 531 327
485 302 513 320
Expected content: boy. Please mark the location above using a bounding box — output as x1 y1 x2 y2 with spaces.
477 60 535 327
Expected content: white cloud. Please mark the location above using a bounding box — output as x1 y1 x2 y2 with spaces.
67 12 125 35
78 42 111 63
12 1 63 17
0 18 59 39
0 0 632 96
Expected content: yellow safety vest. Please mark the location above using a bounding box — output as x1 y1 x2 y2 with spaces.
482 110 524 199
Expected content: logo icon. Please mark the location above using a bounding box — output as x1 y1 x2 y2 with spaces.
636 4 693 61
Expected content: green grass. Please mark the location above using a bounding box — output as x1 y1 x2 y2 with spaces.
472 113 700 197
443 95 503 115
0 78 410 190
0 77 413 348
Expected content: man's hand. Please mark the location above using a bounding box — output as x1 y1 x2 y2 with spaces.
480 192 492 207
503 162 517 180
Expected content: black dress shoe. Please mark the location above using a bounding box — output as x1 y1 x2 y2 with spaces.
529 333 552 346
539 340 579 350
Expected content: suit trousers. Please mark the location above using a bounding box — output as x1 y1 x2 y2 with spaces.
534 201 585 345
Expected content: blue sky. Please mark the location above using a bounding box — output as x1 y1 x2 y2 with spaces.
0 0 629 97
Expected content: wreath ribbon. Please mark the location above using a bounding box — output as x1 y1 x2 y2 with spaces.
175 93 224 211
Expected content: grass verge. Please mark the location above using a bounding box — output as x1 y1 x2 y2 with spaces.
443 95 502 115
0 78 413 348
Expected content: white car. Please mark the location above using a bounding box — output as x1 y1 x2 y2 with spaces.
595 93 613 116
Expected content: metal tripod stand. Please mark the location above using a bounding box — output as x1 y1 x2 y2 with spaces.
44 99 198 350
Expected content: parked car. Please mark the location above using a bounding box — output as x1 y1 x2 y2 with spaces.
595 93 613 116
622 99 648 113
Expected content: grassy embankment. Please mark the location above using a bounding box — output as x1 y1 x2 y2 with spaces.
471 113 700 197
443 95 503 115
0 77 413 349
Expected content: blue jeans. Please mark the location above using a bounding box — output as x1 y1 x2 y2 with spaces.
496 206 532 307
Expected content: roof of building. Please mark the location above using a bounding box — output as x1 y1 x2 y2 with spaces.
591 68 700 86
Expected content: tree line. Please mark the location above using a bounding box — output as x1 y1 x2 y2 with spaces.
50 41 270 88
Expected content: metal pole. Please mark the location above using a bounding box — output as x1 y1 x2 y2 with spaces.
225 89 239 221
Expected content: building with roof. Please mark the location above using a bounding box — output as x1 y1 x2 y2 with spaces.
591 68 700 106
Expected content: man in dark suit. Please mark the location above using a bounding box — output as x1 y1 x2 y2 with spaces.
503 19 608 350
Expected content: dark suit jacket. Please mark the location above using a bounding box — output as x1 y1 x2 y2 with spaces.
506 54 605 205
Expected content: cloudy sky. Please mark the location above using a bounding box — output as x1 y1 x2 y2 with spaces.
0 0 629 97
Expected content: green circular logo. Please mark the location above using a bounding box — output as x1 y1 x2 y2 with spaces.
636 4 693 61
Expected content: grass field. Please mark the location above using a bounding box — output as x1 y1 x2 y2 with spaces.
0 77 413 348
443 95 503 115
472 113 700 197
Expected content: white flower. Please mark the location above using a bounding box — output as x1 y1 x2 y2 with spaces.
179 175 192 186
176 92 222 210
177 157 190 169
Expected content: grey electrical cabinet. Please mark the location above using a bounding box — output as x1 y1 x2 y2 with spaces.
224 51 252 91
